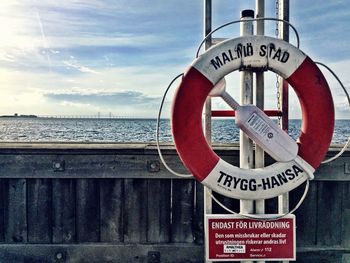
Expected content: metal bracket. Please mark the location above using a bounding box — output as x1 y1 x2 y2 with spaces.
344 163 350 174
147 160 160 173
147 251 160 263
54 251 66 262
52 160 65 172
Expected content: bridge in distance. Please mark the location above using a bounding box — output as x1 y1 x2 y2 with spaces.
38 115 133 119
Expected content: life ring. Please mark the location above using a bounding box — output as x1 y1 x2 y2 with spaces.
171 35 334 200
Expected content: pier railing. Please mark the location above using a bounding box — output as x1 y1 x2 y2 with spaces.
0 143 349 263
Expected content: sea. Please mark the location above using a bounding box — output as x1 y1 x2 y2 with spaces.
0 118 348 145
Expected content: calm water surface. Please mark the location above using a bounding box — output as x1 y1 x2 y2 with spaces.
0 118 348 145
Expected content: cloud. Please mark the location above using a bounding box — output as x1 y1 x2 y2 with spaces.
0 50 16 62
0 0 177 75
289 1 350 61
0 0 349 119
63 58 99 74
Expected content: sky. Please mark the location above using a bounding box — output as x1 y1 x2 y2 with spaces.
0 0 349 118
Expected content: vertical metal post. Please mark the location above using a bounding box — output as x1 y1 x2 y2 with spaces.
277 0 289 213
203 1 212 262
239 9 254 221
277 3 290 263
255 0 265 215
204 0 212 144
278 0 289 132
255 2 265 263
240 10 254 263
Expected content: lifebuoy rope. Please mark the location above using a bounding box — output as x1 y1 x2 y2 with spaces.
156 19 349 219
156 73 192 178
156 72 311 219
206 180 309 221
315 61 350 164
195 17 300 58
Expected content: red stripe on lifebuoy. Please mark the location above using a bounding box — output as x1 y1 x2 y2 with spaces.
171 67 219 181
288 57 334 169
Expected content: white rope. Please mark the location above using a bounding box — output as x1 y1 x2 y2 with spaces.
207 179 310 220
156 23 347 220
156 71 310 218
156 73 193 178
196 17 300 58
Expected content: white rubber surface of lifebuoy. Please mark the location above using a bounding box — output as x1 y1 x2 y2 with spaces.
171 36 334 200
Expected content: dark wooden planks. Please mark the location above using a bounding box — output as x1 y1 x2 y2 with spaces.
212 193 239 214
0 179 5 242
147 179 171 243
296 249 349 263
194 182 204 244
291 181 317 246
342 181 350 247
265 197 278 214
212 151 240 215
100 179 124 243
27 179 51 243
76 179 100 242
314 155 350 181
123 179 148 243
0 153 191 179
316 181 343 246
0 143 348 263
4 179 27 243
52 179 76 243
0 146 347 180
171 180 195 243
0 243 205 263
1 244 350 263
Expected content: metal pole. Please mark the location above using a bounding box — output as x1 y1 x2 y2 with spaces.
204 0 212 144
255 0 265 212
255 2 265 263
278 0 289 132
277 2 290 263
204 1 212 262
239 11 254 263
277 0 289 213
239 10 254 173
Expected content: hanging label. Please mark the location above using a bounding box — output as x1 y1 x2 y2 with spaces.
206 214 296 261
246 112 273 139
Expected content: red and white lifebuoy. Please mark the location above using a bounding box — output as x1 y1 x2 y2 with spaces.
171 36 334 200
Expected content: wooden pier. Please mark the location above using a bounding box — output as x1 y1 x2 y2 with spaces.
0 143 349 262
